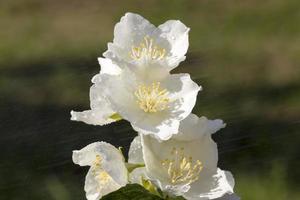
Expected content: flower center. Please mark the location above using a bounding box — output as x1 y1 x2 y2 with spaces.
161 147 203 185
135 82 169 113
130 36 166 60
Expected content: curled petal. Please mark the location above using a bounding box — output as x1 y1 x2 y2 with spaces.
173 114 226 141
161 73 201 120
70 110 115 126
183 168 235 200
97 57 121 76
71 84 116 126
158 20 190 69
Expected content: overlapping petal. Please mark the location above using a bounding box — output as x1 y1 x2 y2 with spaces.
158 20 190 69
128 135 144 164
70 84 116 126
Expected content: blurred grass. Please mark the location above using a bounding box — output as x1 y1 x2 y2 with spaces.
236 163 300 200
0 0 300 199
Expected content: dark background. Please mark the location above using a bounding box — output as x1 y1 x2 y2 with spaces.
1 0 300 199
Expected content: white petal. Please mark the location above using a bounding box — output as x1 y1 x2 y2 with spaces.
172 114 226 141
132 118 180 141
89 84 112 112
70 109 115 126
183 168 235 200
73 142 102 166
84 168 102 200
103 12 156 62
84 168 121 200
97 57 121 76
150 177 191 197
158 20 190 69
161 73 201 120
71 84 116 126
128 136 144 164
129 167 147 184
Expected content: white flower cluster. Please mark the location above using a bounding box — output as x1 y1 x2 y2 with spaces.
71 13 238 200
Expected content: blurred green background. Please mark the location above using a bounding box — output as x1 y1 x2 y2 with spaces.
1 0 299 199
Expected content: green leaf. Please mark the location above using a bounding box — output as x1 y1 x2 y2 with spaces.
101 184 164 200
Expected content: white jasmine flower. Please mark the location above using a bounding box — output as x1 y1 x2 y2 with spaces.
99 65 200 140
70 58 121 125
128 114 236 199
72 142 128 200
104 12 190 81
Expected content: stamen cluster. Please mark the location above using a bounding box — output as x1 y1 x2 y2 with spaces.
130 36 166 60
135 82 169 113
161 147 203 184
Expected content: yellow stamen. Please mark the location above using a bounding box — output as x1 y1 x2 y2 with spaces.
161 147 203 185
130 36 166 60
134 82 169 113
92 155 111 185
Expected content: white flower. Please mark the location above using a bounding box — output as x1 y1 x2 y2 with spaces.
99 65 200 140
128 114 236 199
70 58 121 125
104 12 190 75
72 142 128 200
